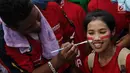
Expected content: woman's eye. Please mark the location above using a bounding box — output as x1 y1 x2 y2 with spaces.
88 32 94 35
100 31 106 34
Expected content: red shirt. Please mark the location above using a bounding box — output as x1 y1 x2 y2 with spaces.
88 0 130 35
40 2 75 73
62 1 87 73
84 46 130 73
40 2 74 46
5 36 46 73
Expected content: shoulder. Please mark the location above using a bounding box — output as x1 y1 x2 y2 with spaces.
84 53 96 73
44 2 62 14
119 47 130 72
46 2 60 9
64 2 84 11
42 2 62 18
63 1 86 18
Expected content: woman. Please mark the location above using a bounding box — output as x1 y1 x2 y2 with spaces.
87 0 130 48
83 10 130 73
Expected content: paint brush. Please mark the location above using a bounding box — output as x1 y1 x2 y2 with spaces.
51 40 92 53
74 40 92 46
51 48 64 53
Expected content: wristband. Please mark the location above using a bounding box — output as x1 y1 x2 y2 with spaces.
48 61 58 73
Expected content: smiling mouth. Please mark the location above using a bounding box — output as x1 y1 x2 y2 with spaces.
93 42 103 49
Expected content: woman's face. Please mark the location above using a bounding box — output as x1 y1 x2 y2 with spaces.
86 19 111 53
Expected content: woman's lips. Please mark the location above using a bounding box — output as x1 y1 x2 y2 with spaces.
93 42 103 49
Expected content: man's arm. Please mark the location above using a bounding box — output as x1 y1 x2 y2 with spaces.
33 42 78 73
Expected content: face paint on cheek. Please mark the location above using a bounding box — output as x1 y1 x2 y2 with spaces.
100 34 111 39
87 36 93 40
87 35 100 40
87 33 111 40
87 36 94 44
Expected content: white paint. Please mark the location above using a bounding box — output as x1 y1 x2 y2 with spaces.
76 59 82 67
76 50 80 57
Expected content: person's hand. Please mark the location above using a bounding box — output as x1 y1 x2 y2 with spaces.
58 42 78 62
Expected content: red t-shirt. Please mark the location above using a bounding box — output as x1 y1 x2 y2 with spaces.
4 36 47 73
84 46 130 73
88 0 130 35
40 2 75 73
40 2 74 46
62 1 87 73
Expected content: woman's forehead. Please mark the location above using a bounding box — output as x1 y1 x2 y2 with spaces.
87 20 108 30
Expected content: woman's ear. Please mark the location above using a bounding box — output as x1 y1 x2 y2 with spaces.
112 27 116 36
111 27 117 43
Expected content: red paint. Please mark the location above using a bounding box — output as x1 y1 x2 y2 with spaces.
87 34 111 40
100 34 111 39
87 37 93 40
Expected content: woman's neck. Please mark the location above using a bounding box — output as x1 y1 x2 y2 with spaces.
98 44 116 66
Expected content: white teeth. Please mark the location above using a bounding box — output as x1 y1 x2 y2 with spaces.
94 43 102 48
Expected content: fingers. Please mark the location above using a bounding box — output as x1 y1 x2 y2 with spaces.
66 45 78 61
66 45 77 57
61 42 72 53
59 42 78 62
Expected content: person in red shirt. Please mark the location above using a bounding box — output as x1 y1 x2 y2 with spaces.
83 10 130 73
0 0 78 73
34 0 90 72
32 0 75 46
40 2 74 46
55 0 92 73
87 0 130 48
32 1 76 73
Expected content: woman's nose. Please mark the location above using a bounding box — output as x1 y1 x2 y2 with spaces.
93 34 101 40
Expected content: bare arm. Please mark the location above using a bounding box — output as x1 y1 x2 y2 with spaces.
32 42 78 73
117 34 130 48
117 24 130 48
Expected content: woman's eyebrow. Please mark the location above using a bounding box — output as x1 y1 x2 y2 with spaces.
99 28 107 31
